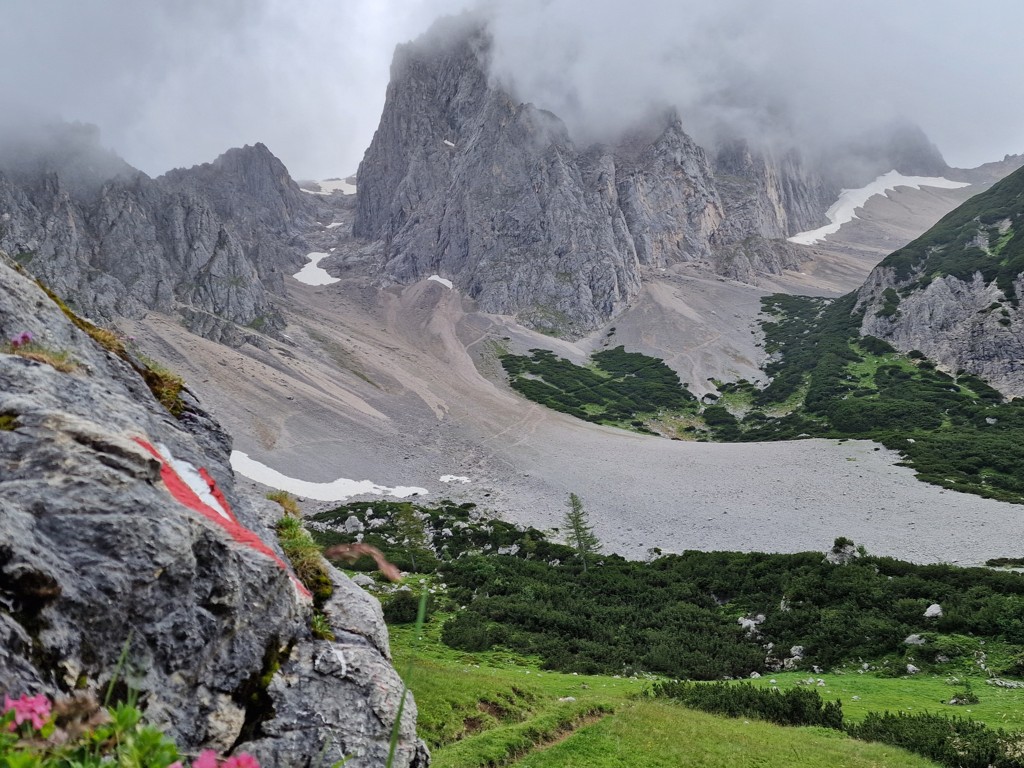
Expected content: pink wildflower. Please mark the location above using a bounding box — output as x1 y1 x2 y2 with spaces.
222 754 260 768
2 693 51 730
9 331 32 349
168 763 184 768
192 750 220 768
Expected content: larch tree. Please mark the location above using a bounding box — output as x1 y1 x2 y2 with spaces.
564 492 600 572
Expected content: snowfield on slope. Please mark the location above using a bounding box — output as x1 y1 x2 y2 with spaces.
231 450 427 501
293 252 340 286
789 170 970 245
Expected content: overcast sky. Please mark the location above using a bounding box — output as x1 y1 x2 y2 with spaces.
2 0 1021 179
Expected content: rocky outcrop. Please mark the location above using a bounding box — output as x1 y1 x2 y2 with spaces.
0 253 425 766
856 164 1024 397
859 269 1024 397
354 16 949 335
0 124 317 344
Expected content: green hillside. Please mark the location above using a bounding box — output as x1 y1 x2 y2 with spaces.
880 164 1024 302
389 615 943 768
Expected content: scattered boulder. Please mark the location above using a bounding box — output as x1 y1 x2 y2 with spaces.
351 573 377 590
344 515 365 534
738 613 766 636
904 634 927 646
924 603 943 618
906 664 921 675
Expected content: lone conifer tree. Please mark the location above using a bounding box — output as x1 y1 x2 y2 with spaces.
564 493 600 571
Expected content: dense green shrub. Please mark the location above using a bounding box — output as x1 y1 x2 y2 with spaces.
384 589 435 624
654 681 843 730
441 611 494 652
500 346 695 428
846 711 1022 768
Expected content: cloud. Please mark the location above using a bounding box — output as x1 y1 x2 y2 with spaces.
0 0 1020 177
485 0 1024 167
0 0 472 178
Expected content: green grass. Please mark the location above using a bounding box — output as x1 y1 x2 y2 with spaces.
385 615 1003 768
389 615 645 767
513 700 939 768
747 671 1024 732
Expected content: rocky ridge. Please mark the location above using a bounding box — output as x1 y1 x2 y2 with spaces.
0 252 426 766
857 164 1024 397
0 123 321 345
354 15 953 335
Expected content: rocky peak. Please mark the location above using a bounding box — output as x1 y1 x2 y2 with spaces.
839 120 949 185
161 142 312 235
0 121 140 200
0 126 322 343
353 17 880 334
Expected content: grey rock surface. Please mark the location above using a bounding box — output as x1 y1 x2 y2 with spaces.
0 254 424 765
859 268 1024 397
354 16 949 335
0 124 322 344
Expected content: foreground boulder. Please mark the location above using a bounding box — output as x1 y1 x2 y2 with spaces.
0 254 426 766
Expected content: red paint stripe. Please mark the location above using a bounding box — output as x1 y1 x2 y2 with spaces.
134 438 311 599
199 467 239 524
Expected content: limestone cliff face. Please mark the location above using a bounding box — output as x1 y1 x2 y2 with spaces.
0 125 316 344
856 165 1024 397
0 253 426 766
859 268 1024 398
355 18 916 335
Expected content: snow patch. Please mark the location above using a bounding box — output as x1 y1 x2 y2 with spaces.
443 139 456 148
439 475 470 484
231 451 427 501
301 178 356 196
788 170 970 246
293 252 340 286
325 222 344 229
428 275 453 289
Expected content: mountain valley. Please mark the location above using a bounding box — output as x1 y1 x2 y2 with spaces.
2 8 1024 767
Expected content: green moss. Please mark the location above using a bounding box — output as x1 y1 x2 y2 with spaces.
269 493 335 611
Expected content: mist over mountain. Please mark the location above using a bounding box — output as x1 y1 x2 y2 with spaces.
1 0 1020 178
482 0 1021 167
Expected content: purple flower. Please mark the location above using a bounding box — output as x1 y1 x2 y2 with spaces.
9 331 33 349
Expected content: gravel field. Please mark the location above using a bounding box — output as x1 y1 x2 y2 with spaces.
124 178 1023 568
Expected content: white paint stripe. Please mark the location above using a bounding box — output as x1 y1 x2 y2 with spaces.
155 443 233 520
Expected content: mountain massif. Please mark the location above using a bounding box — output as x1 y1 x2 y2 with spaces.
354 15 954 335
0 124 319 345
2 11 1024 766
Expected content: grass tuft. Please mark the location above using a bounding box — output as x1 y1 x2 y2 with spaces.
137 355 186 417
2 340 79 373
274 514 334 608
266 489 301 517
